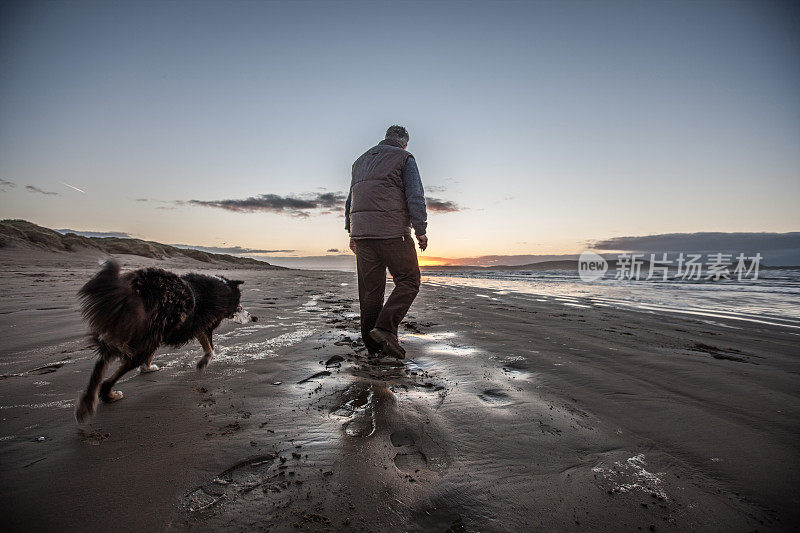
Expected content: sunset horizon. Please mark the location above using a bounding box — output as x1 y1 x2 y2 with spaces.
10 217 797 268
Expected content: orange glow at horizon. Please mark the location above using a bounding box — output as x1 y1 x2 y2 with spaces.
417 258 447 267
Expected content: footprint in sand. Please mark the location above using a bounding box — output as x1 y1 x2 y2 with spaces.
478 388 513 406
390 429 428 472
77 428 110 446
331 383 376 437
182 454 276 512
394 450 428 472
499 356 535 380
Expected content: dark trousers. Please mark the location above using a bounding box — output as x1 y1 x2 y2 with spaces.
354 236 421 354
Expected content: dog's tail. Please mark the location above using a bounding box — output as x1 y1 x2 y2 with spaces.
78 260 145 346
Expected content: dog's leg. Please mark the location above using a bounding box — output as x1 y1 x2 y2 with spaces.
139 349 159 373
75 358 108 423
99 359 136 403
196 331 214 371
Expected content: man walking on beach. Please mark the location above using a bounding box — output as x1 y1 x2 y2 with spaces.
345 125 428 359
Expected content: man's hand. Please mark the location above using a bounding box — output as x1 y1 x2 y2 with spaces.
349 238 357 254
417 234 428 251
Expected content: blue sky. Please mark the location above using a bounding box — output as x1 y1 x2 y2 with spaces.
1 0 798 262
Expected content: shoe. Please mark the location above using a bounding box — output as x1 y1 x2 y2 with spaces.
369 328 406 359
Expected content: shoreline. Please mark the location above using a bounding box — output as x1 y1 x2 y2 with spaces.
1 258 798 531
422 272 800 329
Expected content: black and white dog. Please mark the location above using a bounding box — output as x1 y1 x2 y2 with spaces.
75 260 256 422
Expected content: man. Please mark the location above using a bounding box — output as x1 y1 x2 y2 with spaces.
344 125 428 359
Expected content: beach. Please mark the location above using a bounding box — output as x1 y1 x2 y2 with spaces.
1 253 798 531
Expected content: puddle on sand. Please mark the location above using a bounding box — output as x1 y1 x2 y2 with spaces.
345 407 375 437
425 343 480 356
402 359 433 373
213 328 316 364
404 330 480 356
405 331 457 341
216 323 280 338
152 326 318 370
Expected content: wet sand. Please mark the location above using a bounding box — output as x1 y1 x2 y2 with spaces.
1 252 798 531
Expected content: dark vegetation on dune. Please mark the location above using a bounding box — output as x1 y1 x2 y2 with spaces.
0 219 279 268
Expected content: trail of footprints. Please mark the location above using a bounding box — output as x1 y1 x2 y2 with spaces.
180 307 542 521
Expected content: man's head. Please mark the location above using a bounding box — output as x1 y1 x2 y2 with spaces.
385 125 409 148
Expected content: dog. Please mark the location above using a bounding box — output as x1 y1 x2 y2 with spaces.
74 260 257 423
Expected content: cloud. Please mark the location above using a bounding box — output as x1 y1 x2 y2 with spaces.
590 232 800 265
590 232 800 253
426 197 461 213
56 229 132 239
187 192 346 217
0 178 16 190
25 185 59 195
135 198 177 209
171 244 295 254
326 248 340 253
185 191 462 216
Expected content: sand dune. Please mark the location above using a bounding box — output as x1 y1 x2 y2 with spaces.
0 220 279 268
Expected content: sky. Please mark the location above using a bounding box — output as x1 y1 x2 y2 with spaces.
1 0 798 266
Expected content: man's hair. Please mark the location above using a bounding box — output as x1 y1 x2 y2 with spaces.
385 125 409 146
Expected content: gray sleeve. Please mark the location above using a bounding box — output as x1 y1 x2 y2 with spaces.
402 156 427 236
344 189 352 232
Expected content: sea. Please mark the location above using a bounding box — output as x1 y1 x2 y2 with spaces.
422 268 800 330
